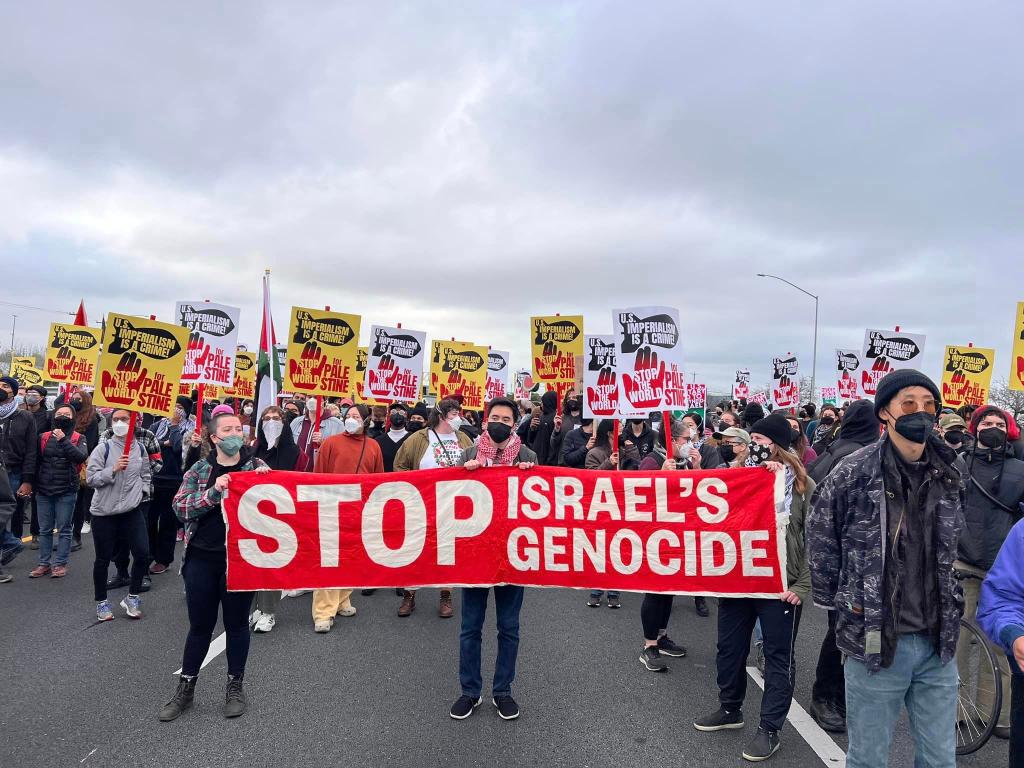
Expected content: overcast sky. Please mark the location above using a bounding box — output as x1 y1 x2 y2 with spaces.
1 2 1021 394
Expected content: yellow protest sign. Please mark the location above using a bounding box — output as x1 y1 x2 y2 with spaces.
941 345 996 408
9 357 47 388
44 323 102 386
530 315 584 401
1011 302 1024 392
284 306 361 397
219 351 256 401
93 313 190 418
433 341 488 408
429 339 471 395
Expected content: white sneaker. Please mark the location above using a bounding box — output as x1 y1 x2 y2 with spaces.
249 609 263 629
337 604 357 618
254 613 276 633
314 618 333 633
282 589 309 599
82 522 92 535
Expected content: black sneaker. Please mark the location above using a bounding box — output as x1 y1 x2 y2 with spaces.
639 646 668 672
492 695 519 720
140 575 152 593
607 594 621 609
694 596 710 617
449 695 482 720
106 572 130 589
657 635 687 657
360 589 376 596
70 539 82 552
693 707 744 732
742 728 780 762
1 540 24 566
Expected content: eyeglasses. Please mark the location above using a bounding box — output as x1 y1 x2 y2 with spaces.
263 416 282 422
897 398 938 415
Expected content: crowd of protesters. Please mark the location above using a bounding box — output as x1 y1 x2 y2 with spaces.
2 370 1022 766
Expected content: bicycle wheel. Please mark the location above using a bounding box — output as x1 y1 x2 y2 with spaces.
955 618 1003 755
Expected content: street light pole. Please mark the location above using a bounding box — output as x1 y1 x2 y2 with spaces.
756 273 819 404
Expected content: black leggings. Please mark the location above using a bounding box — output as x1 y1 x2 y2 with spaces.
91 507 150 601
641 593 674 641
181 554 254 678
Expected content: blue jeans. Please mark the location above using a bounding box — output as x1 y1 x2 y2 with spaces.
36 491 77 567
845 633 958 768
1 470 23 550
459 585 525 698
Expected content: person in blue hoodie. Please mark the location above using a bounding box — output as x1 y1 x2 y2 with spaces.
977 514 1024 767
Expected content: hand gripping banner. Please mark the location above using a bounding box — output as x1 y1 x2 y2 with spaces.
224 465 787 597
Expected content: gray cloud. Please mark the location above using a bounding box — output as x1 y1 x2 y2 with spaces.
1 1 1020 395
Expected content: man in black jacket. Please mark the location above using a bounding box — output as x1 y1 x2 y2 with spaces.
807 400 879 484
559 417 594 469
375 403 411 472
619 417 656 461
955 405 1024 737
0 375 37 548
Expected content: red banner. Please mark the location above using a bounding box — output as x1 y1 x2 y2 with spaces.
224 465 786 597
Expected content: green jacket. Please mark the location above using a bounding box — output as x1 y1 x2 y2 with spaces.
786 475 815 603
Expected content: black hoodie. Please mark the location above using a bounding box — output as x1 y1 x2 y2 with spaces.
808 400 880 483
527 391 561 465
619 419 656 460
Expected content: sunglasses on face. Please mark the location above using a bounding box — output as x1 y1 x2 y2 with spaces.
895 398 938 415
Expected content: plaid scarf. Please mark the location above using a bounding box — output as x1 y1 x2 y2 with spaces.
475 430 523 466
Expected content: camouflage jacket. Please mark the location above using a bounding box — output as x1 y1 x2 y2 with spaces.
808 434 965 673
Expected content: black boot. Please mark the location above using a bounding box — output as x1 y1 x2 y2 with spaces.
159 675 197 722
694 596 710 617
224 675 247 718
809 698 846 734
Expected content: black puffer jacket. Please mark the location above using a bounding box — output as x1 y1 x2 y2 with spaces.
527 391 560 465
0 408 38 482
560 425 593 468
808 400 880 483
36 430 88 496
619 420 656 459
957 444 1024 571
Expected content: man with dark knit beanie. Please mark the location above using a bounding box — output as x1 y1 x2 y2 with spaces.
808 369 966 768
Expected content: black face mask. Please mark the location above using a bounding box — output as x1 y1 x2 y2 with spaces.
944 430 964 446
790 429 802 444
978 427 1006 450
53 416 75 433
407 421 424 433
389 413 407 429
890 411 934 444
820 416 836 426
719 444 736 462
0 390 10 403
486 422 513 444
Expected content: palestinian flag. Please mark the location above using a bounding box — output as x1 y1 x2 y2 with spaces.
255 270 282 418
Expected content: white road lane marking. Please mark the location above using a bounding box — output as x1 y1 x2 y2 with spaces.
746 666 847 767
174 632 227 675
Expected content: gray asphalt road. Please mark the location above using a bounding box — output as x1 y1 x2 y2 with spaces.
0 541 1005 768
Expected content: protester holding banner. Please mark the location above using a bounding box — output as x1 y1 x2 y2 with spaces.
808 370 965 768
163 412 268 722
248 405 299 634
309 403 383 631
450 397 536 721
694 413 811 763
393 398 472 618
85 409 153 622
67 390 103 549
620 418 656 462
809 406 840 456
559 417 594 469
28 403 87 579
953 405 1024 736
679 413 724 471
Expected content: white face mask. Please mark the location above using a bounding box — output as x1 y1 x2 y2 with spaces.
262 420 283 446
446 415 464 432
306 399 318 413
344 417 362 434
674 441 692 460
112 421 130 437
243 405 253 415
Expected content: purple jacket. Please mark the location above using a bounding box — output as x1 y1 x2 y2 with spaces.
977 513 1024 674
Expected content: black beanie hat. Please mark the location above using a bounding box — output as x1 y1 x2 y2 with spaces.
176 395 193 416
741 402 765 427
748 413 793 451
411 403 430 420
873 369 941 420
